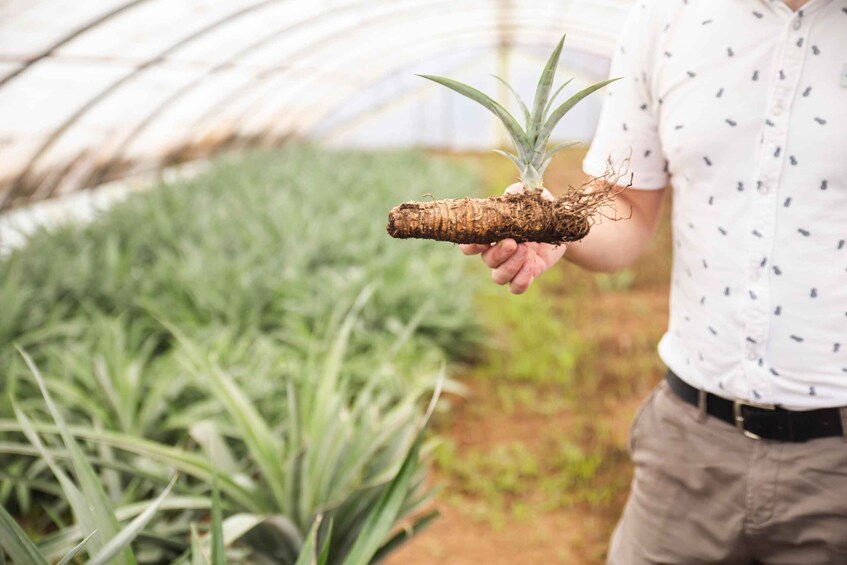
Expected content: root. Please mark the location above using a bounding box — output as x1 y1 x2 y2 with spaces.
387 159 630 245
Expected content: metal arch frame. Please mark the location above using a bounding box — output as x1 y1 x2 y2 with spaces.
312 55 488 144
312 48 603 144
225 19 596 143
11 0 512 201
77 0 612 190
260 26 555 138
272 25 594 142
183 6 615 147
122 0 502 154
83 0 461 189
1 0 629 207
179 2 590 133
0 0 151 88
1 0 285 209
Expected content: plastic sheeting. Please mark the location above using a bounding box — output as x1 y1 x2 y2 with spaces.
0 0 634 208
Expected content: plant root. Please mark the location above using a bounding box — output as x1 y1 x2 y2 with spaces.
387 160 631 245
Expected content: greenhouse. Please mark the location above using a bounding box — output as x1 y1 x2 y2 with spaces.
3 0 845 563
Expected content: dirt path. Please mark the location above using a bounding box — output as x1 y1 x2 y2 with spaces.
387 287 669 564
386 150 673 564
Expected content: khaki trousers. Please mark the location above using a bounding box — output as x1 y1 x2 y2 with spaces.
607 381 847 565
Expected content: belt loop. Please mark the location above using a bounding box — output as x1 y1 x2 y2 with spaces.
697 389 708 423
840 407 847 441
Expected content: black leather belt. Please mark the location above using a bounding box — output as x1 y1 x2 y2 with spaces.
665 370 845 442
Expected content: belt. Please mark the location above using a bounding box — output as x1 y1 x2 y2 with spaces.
665 370 845 442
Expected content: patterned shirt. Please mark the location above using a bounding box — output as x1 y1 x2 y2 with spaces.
583 0 847 409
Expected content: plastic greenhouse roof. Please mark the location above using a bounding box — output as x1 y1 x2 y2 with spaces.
0 0 635 209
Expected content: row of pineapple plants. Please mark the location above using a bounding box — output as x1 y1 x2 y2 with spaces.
0 147 480 562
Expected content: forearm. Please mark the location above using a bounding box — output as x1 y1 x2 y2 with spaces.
564 184 666 273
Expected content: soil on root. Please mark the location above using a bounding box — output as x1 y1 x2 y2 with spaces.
387 191 590 244
387 171 627 245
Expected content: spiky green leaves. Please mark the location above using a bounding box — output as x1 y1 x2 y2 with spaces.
529 35 566 141
416 74 531 164
532 78 621 156
419 36 619 190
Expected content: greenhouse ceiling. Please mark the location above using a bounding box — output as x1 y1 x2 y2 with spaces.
0 0 634 209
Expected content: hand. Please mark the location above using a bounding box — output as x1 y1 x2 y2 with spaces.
459 183 567 295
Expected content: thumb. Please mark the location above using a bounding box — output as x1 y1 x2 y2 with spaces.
504 183 555 202
503 182 525 196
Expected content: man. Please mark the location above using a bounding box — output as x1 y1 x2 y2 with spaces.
461 0 847 562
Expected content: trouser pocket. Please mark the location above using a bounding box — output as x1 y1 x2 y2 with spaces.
628 383 661 456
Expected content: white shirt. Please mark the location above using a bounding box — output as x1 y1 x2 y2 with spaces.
583 0 847 409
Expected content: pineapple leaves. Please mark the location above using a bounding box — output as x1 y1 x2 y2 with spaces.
543 78 575 120
534 78 621 154
492 149 523 171
529 35 565 141
490 75 530 128
533 141 581 170
0 503 49 565
56 530 98 565
417 75 529 161
420 36 618 189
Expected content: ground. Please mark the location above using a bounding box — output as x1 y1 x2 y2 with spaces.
385 148 673 564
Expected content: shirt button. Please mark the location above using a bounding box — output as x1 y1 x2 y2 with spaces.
772 104 783 116
747 350 758 361
759 182 770 195
792 19 801 30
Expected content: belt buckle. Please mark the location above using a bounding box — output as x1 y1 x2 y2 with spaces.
733 399 776 440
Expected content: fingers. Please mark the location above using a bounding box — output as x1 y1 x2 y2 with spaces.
481 239 518 269
504 182 526 196
509 258 538 295
459 243 489 256
491 244 528 285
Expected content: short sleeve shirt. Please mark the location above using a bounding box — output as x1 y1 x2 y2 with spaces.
583 0 847 409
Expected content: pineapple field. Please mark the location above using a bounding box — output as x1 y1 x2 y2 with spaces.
0 144 672 564
0 147 482 563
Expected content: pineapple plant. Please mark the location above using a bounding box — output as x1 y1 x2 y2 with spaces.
387 35 624 245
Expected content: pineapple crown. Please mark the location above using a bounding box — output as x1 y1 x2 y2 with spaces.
419 36 619 190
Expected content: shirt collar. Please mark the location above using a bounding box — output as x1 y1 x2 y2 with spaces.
764 0 834 19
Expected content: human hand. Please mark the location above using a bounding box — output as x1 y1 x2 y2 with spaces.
459 183 567 294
